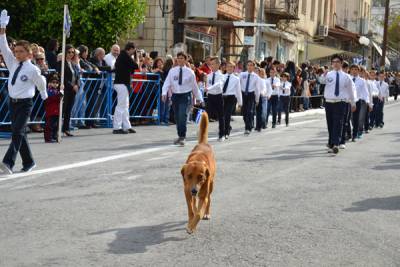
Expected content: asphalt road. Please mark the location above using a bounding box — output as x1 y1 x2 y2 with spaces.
0 102 399 267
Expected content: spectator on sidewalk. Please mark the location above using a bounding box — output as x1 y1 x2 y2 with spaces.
44 74 61 143
104 44 120 70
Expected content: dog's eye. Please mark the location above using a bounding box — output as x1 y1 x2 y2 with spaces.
198 175 204 181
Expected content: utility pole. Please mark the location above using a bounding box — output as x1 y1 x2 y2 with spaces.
380 0 390 70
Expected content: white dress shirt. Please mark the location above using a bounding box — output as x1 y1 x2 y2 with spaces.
376 80 390 98
351 76 370 104
324 70 356 106
267 76 281 96
369 80 380 97
280 81 292 96
162 65 201 101
263 78 273 98
104 53 117 70
0 34 47 100
206 70 225 95
239 71 261 101
223 73 243 106
366 80 375 107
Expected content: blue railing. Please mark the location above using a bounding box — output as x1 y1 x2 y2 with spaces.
0 69 161 137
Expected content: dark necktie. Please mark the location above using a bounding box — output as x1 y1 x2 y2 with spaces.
335 72 340 97
245 73 250 94
11 62 23 86
211 72 215 85
353 77 356 83
380 81 382 87
223 74 230 94
178 67 183 85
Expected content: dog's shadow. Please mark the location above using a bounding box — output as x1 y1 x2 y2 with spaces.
89 221 188 254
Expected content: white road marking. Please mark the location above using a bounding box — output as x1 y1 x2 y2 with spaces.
126 175 142 180
0 119 322 182
145 156 171 161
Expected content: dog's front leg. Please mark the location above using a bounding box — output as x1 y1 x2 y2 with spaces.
185 189 194 223
187 197 208 234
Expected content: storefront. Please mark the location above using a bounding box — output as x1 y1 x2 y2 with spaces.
184 29 215 63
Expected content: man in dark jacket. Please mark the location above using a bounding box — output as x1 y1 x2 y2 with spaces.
113 41 139 134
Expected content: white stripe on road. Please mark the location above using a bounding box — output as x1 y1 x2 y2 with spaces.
0 118 321 182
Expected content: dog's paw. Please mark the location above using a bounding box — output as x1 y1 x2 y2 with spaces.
186 227 194 235
202 214 211 220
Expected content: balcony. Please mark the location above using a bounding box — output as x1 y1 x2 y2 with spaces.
264 0 299 23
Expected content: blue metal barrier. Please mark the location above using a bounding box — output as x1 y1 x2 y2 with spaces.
0 68 161 137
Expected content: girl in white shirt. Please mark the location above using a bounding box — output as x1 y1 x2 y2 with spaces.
280 72 292 126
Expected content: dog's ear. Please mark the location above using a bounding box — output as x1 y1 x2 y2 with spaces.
181 164 187 179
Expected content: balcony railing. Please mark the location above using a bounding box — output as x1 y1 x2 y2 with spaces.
264 0 299 21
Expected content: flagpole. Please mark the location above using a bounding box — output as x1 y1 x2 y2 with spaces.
58 4 67 143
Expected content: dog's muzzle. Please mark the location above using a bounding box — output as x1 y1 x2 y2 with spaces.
191 188 198 196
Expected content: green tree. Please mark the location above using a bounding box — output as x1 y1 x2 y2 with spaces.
388 15 400 50
0 0 146 49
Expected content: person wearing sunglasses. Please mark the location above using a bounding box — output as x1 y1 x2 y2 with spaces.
324 54 356 154
56 44 80 137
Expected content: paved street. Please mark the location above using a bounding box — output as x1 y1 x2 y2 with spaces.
0 102 399 267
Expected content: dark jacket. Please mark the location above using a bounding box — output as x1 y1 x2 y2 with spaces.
56 61 80 92
45 50 58 70
114 50 139 85
89 57 111 72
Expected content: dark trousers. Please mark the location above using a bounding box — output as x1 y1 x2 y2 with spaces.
364 107 370 131
280 96 290 125
207 94 225 138
3 99 34 169
375 99 385 126
62 90 76 132
341 103 351 144
255 96 268 130
268 95 279 126
325 101 346 147
370 97 379 127
171 92 191 138
351 100 361 139
44 115 59 141
357 100 367 135
223 95 236 136
242 92 255 131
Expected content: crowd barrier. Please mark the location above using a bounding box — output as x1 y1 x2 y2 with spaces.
0 69 161 137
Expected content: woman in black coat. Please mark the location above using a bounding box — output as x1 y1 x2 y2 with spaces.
57 44 80 136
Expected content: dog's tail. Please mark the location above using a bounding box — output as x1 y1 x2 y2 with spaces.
198 112 209 144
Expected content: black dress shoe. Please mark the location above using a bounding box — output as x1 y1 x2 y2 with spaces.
113 129 128 134
128 128 136 133
64 131 74 137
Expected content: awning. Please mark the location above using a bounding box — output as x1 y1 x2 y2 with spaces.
371 41 391 66
261 27 296 43
306 43 345 60
178 19 275 28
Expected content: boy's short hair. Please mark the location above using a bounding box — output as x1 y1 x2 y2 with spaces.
15 40 32 53
176 51 188 60
350 64 360 70
247 60 255 66
226 61 235 66
210 56 221 65
124 41 136 51
331 54 343 62
281 72 290 79
48 73 60 83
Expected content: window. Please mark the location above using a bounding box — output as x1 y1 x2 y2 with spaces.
301 0 307 15
310 0 316 20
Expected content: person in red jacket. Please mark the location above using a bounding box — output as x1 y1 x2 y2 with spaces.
44 74 62 143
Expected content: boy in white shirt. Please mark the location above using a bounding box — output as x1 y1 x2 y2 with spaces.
279 72 292 127
375 71 389 128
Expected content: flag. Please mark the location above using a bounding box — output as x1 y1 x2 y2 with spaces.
64 5 72 38
195 108 205 124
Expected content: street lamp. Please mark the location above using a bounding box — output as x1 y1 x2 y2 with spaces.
359 36 370 67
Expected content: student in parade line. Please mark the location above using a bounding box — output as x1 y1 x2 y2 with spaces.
239 60 261 135
339 61 353 148
255 68 272 132
359 68 374 135
279 72 292 127
375 71 390 128
222 61 242 139
206 57 226 141
266 68 281 128
349 64 370 141
162 51 203 146
0 14 48 174
324 55 356 154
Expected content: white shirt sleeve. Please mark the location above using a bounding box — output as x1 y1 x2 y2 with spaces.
265 79 273 98
0 34 17 69
162 70 172 96
346 75 356 106
207 72 225 92
235 78 243 106
191 72 201 101
31 68 48 100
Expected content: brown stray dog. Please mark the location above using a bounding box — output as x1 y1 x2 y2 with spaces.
181 112 216 234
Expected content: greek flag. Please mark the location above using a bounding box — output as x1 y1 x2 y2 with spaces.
64 5 72 38
195 108 205 124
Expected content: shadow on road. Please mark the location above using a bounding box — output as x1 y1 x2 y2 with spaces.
88 221 187 254
343 196 400 212
373 154 400 170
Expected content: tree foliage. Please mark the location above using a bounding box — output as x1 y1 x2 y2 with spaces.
388 15 400 49
0 0 146 49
